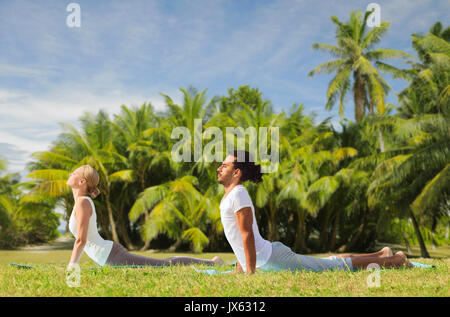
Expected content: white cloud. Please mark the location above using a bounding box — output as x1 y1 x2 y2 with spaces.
0 64 53 79
0 83 181 179
1 0 448 179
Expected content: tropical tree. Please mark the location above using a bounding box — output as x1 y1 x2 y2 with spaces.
0 159 59 248
309 9 413 124
0 159 17 247
276 128 358 252
360 23 450 257
396 22 450 118
129 176 215 252
109 103 167 250
26 146 76 232
28 111 135 247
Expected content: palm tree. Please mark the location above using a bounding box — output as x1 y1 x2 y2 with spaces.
309 10 413 124
0 159 17 246
129 176 215 252
161 87 218 182
110 103 162 250
363 24 450 257
396 22 450 118
276 129 358 252
28 111 134 247
365 110 449 258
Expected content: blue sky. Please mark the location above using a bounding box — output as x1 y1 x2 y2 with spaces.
0 0 448 179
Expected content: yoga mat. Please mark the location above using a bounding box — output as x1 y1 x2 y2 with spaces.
191 266 234 275
9 263 162 270
11 261 436 272
9 263 34 269
192 261 437 274
410 261 436 269
88 265 166 270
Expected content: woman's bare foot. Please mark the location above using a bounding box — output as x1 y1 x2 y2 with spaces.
212 256 224 266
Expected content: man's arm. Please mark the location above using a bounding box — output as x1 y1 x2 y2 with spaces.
235 207 256 275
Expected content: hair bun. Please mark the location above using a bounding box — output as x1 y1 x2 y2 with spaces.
250 165 263 183
231 150 263 184
90 186 101 199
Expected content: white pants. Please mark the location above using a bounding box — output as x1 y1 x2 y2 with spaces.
259 242 354 272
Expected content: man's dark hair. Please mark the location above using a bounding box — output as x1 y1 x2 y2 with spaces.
231 150 262 184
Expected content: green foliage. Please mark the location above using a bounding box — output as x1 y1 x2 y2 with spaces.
0 167 60 249
310 9 413 123
2 15 449 257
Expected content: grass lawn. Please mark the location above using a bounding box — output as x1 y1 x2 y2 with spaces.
0 248 449 297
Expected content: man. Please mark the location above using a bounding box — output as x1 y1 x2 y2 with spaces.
217 150 412 275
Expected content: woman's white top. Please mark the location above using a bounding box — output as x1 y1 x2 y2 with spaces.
219 185 272 272
69 196 113 266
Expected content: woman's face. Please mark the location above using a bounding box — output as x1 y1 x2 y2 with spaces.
67 167 86 189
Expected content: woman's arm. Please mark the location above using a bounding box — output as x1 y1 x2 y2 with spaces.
235 207 256 275
235 261 244 274
68 198 92 266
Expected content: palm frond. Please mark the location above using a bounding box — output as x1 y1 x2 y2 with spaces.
361 21 390 49
311 43 348 58
411 164 450 218
309 59 348 77
304 176 340 214
181 227 209 253
109 169 136 183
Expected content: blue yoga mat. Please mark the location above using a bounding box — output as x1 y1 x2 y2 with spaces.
191 261 437 275
10 261 436 272
191 266 234 275
409 261 436 269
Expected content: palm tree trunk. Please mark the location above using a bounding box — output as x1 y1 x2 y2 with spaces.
338 209 370 253
140 239 151 251
169 238 184 252
96 200 112 240
105 192 120 244
117 208 135 250
329 211 340 251
139 209 152 251
319 210 330 252
64 197 71 233
294 211 309 253
408 207 430 258
377 129 385 153
353 72 366 123
268 201 279 241
139 183 152 251
402 232 412 254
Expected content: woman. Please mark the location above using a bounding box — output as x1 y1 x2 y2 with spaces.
66 165 223 268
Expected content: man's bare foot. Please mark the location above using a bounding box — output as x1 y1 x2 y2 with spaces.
380 247 393 257
394 251 413 269
212 256 224 266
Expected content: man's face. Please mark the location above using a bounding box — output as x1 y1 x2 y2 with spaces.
216 155 238 185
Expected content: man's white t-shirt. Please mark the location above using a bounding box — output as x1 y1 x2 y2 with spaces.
219 185 272 272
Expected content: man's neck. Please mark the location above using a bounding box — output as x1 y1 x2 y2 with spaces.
223 181 242 196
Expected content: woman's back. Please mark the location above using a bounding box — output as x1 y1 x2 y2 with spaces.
69 196 113 266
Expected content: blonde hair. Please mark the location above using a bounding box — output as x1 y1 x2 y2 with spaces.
80 165 101 199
